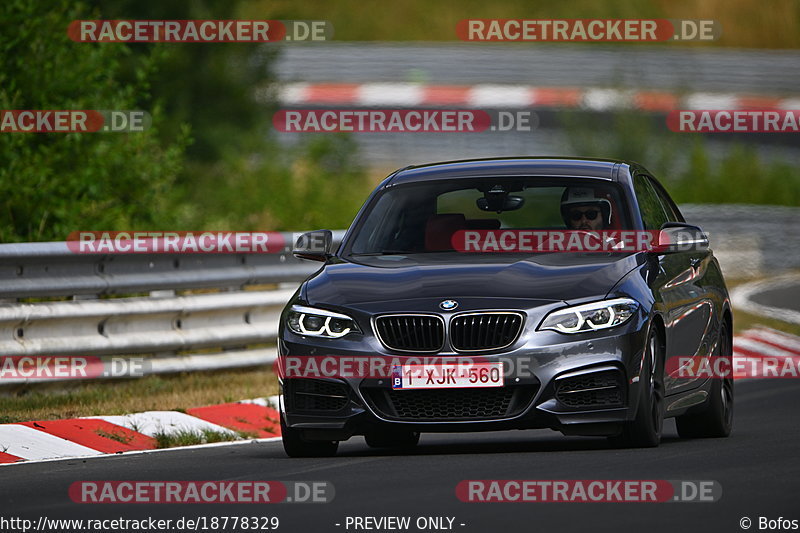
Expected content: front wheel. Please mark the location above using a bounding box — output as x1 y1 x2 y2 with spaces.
610 328 665 448
676 322 734 438
280 415 339 458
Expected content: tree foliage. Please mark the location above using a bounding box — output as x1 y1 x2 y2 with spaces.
0 0 189 241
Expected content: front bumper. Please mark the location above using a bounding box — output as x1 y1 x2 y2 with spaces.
278 322 649 440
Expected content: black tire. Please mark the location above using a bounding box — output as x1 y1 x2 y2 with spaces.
611 328 665 448
280 415 339 458
676 322 734 438
365 430 420 450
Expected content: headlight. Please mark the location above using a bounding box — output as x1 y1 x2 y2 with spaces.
538 298 639 334
286 305 360 338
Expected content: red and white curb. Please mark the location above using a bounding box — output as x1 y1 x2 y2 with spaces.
274 82 799 112
0 395 281 466
733 327 800 379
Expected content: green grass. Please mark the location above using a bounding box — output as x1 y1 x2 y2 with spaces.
167 135 374 231
0 367 278 424
95 428 135 445
152 428 240 449
733 309 800 338
151 427 265 449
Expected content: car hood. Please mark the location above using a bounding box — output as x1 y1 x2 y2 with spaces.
304 253 643 306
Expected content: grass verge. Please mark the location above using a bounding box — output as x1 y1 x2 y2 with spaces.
152 428 247 449
0 367 279 424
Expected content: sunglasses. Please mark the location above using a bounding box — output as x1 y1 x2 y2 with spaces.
569 209 600 221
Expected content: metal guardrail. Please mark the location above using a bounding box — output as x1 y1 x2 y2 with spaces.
0 233 332 299
0 231 345 385
0 207 797 385
0 289 294 357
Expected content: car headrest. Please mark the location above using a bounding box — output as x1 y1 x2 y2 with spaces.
425 214 466 251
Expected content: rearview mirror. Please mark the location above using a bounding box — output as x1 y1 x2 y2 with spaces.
476 195 524 213
655 223 709 253
293 230 332 262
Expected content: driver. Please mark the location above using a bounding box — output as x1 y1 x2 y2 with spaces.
560 187 612 231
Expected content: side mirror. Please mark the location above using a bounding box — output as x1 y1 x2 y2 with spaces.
293 230 332 262
655 223 709 253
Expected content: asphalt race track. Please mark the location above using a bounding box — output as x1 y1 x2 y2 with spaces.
2 377 797 533
750 283 800 316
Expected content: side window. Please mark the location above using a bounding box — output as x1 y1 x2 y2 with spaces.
633 175 669 229
648 178 684 223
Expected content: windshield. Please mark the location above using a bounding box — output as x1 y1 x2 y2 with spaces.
345 178 631 257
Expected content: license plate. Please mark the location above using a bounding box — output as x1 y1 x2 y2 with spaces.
392 362 504 390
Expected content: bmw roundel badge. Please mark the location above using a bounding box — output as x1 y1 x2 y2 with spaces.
440 300 458 311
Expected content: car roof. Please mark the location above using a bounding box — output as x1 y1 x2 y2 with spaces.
386 157 634 186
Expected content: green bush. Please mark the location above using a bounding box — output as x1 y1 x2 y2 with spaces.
0 0 189 242
560 110 800 206
0 0 370 241
86 0 278 162
171 134 372 231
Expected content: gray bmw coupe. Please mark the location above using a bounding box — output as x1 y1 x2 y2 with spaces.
277 157 733 457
